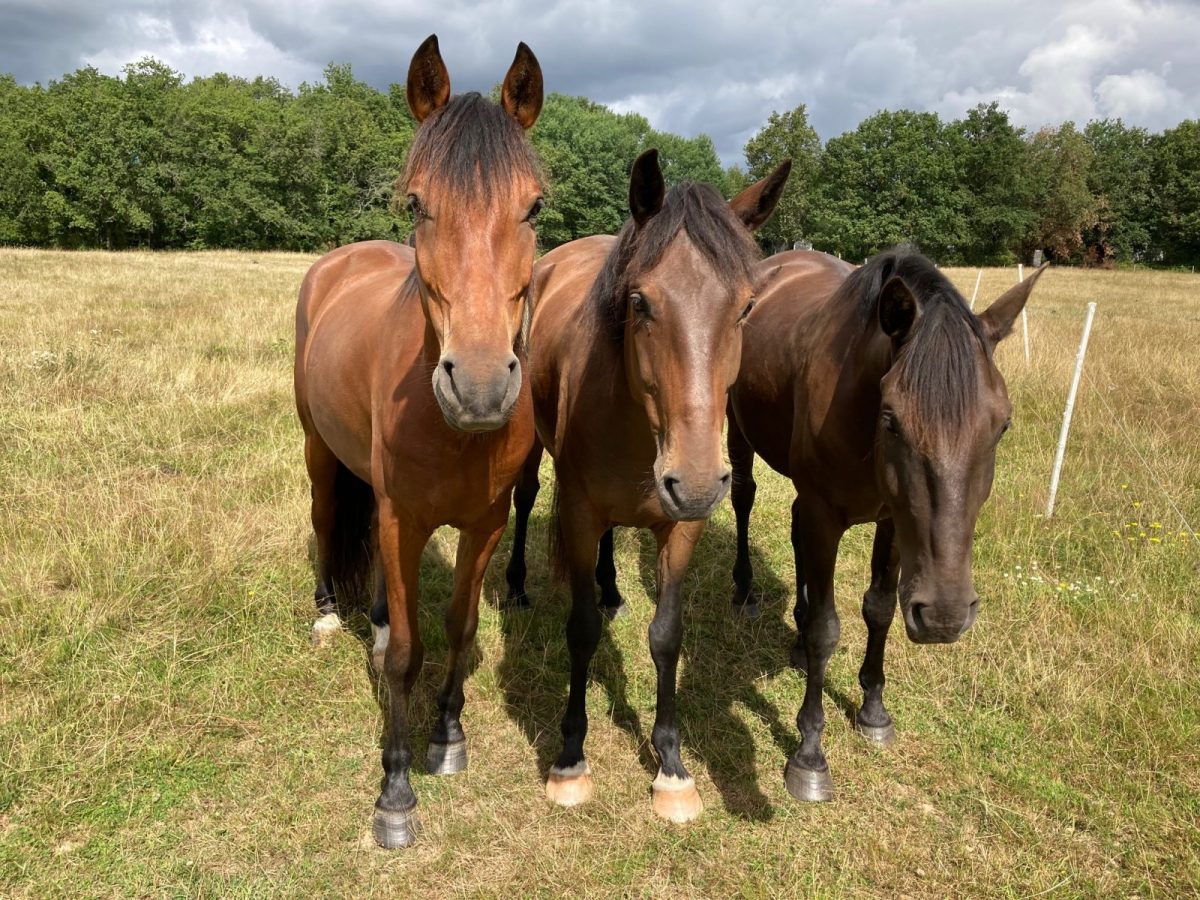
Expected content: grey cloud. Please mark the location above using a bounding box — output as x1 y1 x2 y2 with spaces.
2 0 1198 165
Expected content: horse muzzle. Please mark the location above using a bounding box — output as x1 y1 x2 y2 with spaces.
433 351 522 432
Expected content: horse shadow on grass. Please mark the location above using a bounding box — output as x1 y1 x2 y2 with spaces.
491 514 840 822
311 535 477 764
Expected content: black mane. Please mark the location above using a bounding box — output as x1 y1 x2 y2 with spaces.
400 92 542 198
589 181 761 343
844 247 989 442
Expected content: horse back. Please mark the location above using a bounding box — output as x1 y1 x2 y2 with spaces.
734 250 877 501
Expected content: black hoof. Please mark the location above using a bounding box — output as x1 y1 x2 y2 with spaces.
599 602 627 621
502 591 532 612
784 757 834 803
732 601 760 621
373 803 420 849
789 643 808 673
426 739 468 775
854 713 896 747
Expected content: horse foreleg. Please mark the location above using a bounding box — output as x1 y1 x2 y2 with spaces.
545 485 604 807
785 496 841 803
372 501 431 849
595 528 626 618
856 518 900 746
728 411 758 617
504 437 543 608
648 520 704 823
428 508 509 775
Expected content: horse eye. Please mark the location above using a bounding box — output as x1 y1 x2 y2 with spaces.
525 197 544 223
738 298 756 322
407 194 426 221
630 293 650 317
882 411 900 435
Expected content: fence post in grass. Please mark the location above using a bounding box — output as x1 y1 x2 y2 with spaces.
1018 264 1030 365
1046 302 1097 518
969 268 982 311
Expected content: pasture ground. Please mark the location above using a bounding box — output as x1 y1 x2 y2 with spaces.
1 249 1198 897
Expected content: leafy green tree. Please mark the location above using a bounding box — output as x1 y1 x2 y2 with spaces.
810 110 967 261
0 76 46 244
743 105 821 249
1083 119 1154 263
953 102 1035 264
1149 119 1200 266
1025 123 1097 262
648 130 724 189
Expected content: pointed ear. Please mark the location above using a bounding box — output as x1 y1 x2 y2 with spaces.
629 149 665 226
500 42 543 130
978 264 1048 346
407 34 451 123
878 275 921 340
730 159 792 231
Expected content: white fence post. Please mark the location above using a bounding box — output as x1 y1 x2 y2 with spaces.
1046 302 1097 518
970 268 982 311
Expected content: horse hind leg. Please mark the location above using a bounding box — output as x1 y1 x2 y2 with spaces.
595 528 626 619
504 439 543 609
728 412 759 618
306 431 341 647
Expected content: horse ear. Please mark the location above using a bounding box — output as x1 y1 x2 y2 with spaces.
500 42 543 130
879 275 921 340
729 159 792 231
407 34 451 123
978 264 1048 346
629 149 665 226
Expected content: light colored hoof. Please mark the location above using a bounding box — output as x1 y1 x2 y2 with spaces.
426 739 468 775
372 803 420 849
784 757 834 803
651 773 703 823
546 762 593 807
371 623 389 672
854 714 897 747
311 612 341 648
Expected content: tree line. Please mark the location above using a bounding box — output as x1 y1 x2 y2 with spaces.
1 58 1197 266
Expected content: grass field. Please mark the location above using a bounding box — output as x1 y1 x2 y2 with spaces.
1 248 1198 897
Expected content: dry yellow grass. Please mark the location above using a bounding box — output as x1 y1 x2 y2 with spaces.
1 249 1197 897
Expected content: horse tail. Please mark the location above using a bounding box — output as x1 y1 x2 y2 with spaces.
548 481 569 584
328 462 376 607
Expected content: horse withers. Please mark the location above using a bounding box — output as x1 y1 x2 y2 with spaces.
727 248 1046 802
505 150 791 822
293 35 544 848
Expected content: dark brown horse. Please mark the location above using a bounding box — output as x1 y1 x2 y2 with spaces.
505 150 790 821
294 35 544 848
726 248 1045 802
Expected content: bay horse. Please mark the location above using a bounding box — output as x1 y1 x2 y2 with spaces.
505 150 791 822
726 248 1045 802
293 35 544 848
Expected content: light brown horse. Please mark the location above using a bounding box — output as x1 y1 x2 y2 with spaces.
727 248 1045 802
293 34 544 849
505 150 790 822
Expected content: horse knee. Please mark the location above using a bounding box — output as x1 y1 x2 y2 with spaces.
862 589 896 629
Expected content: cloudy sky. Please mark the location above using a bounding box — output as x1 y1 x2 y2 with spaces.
3 0 1199 164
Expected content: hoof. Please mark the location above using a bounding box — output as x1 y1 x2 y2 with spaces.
426 739 468 775
784 757 834 803
546 762 593 807
854 713 896 747
789 643 808 673
372 803 420 849
311 612 341 648
599 602 627 621
502 592 532 612
371 623 389 673
651 773 703 823
732 602 760 621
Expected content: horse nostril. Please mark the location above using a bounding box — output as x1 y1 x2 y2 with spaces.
442 360 454 376
507 358 518 373
718 469 732 486
663 476 681 507
910 603 928 632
